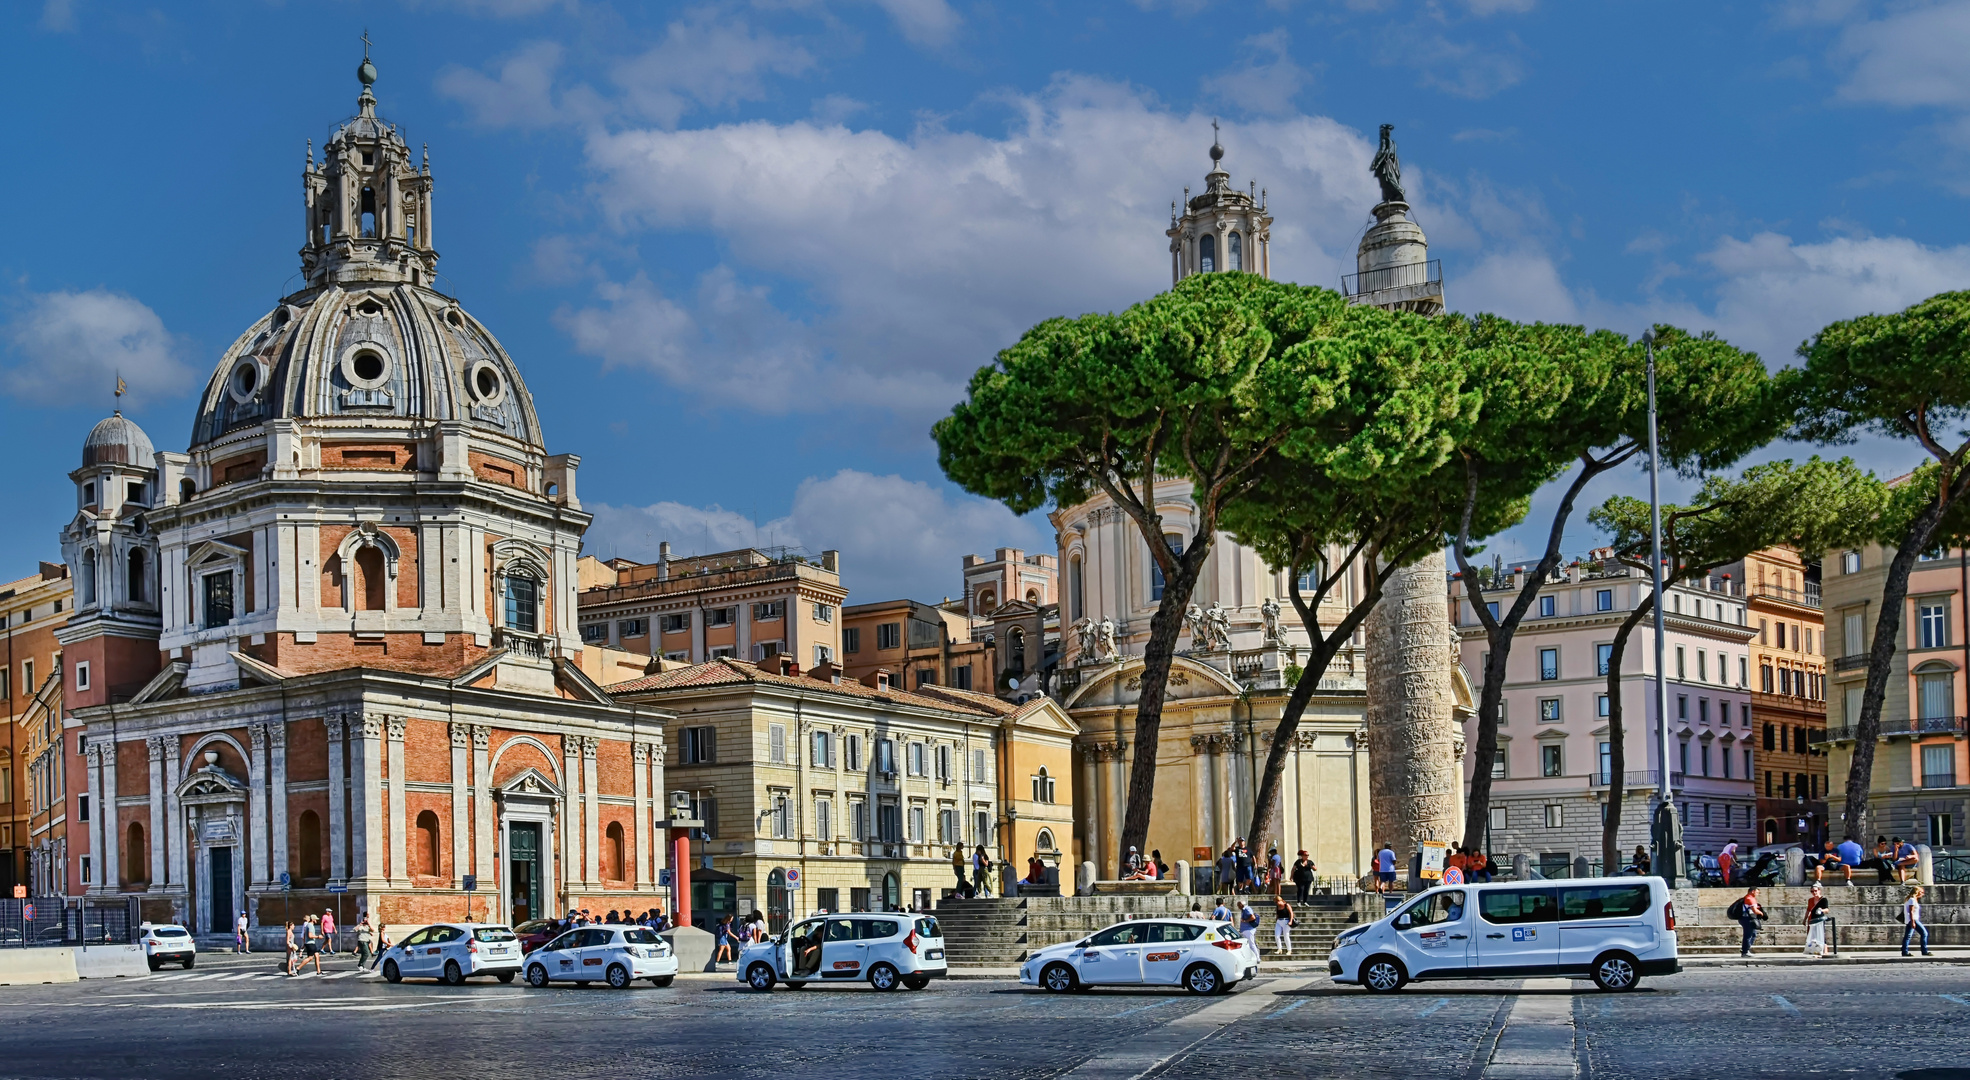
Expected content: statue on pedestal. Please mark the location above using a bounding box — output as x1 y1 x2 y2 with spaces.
1095 616 1119 662
1372 124 1405 204
1205 602 1232 651
1185 603 1208 649
1260 596 1282 642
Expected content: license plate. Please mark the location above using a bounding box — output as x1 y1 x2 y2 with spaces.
927 949 943 960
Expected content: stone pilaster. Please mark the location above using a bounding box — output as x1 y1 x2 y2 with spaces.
325 716 347 883
449 722 471 886
247 723 270 887
269 720 289 884
581 736 600 888
385 717 407 885
632 741 652 889
146 737 166 888
471 725 493 888
353 714 385 885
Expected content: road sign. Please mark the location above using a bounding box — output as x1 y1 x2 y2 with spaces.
21 904 33 921
10 885 23 899
326 882 348 893
1419 842 1447 881
462 875 477 892
785 869 800 885
658 868 674 887
1443 866 1465 886
279 871 292 890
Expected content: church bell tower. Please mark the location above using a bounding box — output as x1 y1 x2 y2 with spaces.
300 37 438 290
1167 123 1272 285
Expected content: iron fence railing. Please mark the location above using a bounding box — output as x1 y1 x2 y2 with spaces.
1341 259 1441 299
1933 853 1970 884
0 897 139 947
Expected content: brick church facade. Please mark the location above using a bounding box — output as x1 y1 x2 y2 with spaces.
61 59 673 939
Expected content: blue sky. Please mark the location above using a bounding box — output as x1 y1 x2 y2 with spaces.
8 0 1970 601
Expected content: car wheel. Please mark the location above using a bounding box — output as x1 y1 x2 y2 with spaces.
782 980 805 989
183 956 195 970
1591 952 1640 992
1360 955 1406 994
1041 962 1077 993
146 958 161 972
867 962 900 991
903 974 930 990
382 959 402 984
651 976 676 988
606 964 632 989
526 964 550 988
746 962 777 991
442 960 466 987
1183 963 1222 996
496 972 515 984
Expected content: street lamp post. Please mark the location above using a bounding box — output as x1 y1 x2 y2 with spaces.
1644 330 1683 886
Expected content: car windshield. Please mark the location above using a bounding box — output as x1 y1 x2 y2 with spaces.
151 927 189 937
621 928 662 945
474 927 516 942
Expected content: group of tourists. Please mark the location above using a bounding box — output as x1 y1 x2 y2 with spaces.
948 844 997 898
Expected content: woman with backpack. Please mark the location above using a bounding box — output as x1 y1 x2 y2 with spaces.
1802 882 1830 958
1728 886 1766 957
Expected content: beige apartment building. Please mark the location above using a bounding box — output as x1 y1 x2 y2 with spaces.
606 655 1077 929
1820 537 1970 849
838 599 990 693
3 563 73 896
1721 549 1829 847
577 544 846 670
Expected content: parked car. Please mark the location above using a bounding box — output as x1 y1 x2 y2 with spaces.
524 925 678 988
740 913 946 991
1329 876 1681 993
141 923 197 971
513 919 560 955
1020 918 1256 995
378 923 523 985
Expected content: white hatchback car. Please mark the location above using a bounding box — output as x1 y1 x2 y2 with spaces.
1021 918 1258 995
379 923 525 985
1328 877 1681 993
140 923 197 971
524 925 679 988
741 913 947 991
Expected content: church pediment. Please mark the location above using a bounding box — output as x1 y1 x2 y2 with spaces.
496 767 564 802
1009 697 1081 738
176 762 248 802
1061 655 1243 710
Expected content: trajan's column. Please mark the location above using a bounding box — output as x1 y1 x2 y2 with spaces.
1354 125 1468 866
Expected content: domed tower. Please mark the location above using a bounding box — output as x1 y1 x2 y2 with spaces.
1167 122 1272 284
148 52 584 693
58 407 166 711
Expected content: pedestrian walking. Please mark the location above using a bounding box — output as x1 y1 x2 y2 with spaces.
1238 900 1260 952
1802 883 1829 959
371 923 391 971
1375 841 1398 895
951 845 972 898
282 921 298 976
235 912 249 954
354 914 376 970
1902 885 1932 957
1272 896 1295 955
1267 847 1284 895
973 844 994 897
320 908 337 956
1211 897 1230 923
1728 885 1766 957
713 916 736 963
1290 850 1317 905
299 915 324 975
1215 846 1238 894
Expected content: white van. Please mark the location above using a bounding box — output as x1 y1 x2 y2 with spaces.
740 913 946 991
1328 876 1680 993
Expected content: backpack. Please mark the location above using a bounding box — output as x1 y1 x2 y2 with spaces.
1726 898 1746 921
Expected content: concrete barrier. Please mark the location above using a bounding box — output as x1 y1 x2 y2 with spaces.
0 949 79 986
1785 846 1806 887
1174 860 1191 895
74 945 148 980
1076 861 1095 897
662 925 716 974
1918 844 1935 886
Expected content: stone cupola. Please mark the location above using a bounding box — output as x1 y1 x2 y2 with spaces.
300 43 437 292
1167 122 1273 285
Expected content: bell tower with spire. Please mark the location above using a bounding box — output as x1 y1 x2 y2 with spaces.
300 36 438 290
1167 122 1272 285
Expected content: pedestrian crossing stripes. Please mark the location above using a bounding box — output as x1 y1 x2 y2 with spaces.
146 970 366 982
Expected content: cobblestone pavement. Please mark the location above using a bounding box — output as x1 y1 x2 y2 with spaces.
5 955 1970 1079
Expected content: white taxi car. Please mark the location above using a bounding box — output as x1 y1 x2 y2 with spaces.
1022 918 1257 995
741 913 946 991
140 923 197 971
525 925 678 988
379 923 524 985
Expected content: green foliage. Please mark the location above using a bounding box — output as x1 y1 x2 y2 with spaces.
1786 290 1970 450
1282 663 1303 688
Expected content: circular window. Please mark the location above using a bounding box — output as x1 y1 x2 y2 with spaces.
227 360 262 404
467 359 507 407
358 300 383 316
339 342 394 391
446 310 464 328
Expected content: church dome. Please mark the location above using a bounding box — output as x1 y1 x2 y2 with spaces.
82 412 156 469
188 285 544 452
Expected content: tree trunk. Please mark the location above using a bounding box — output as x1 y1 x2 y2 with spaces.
1364 550 1462 867
1116 558 1206 869
1845 501 1948 841
1600 597 1653 874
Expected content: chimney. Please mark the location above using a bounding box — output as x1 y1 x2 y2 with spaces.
821 549 839 574
808 660 843 685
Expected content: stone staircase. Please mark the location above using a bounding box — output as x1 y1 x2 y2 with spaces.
934 893 1376 966
1670 883 1970 955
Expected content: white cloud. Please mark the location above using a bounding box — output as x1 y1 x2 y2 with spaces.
1834 1 1970 108
584 469 1048 602
436 41 592 131
1697 231 1970 361
0 288 195 407
1202 30 1312 116
39 0 77 32
569 77 1384 421
1386 32 1527 99
867 0 961 46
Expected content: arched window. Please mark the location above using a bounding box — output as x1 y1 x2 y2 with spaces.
179 478 196 502
882 871 900 910
1026 588 1040 603
126 821 147 886
298 809 323 879
977 589 996 613
127 548 147 605
414 810 442 879
1031 767 1055 804
1008 627 1027 674
1035 828 1057 852
79 550 97 607
360 186 377 238
604 821 626 882
1199 234 1216 273
504 572 541 633
1228 231 1243 271
355 545 387 611
1150 533 1184 601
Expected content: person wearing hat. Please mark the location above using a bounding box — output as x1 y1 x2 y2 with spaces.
1290 850 1317 904
1802 882 1830 958
1122 846 1153 880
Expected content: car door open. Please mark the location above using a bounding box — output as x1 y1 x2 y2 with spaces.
788 920 825 980
1476 888 1559 975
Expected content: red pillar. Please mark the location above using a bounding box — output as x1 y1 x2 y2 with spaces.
670 830 692 929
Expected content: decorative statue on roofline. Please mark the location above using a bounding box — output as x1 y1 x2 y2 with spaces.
1371 123 1405 204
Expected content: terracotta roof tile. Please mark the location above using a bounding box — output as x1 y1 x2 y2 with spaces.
607 658 1003 718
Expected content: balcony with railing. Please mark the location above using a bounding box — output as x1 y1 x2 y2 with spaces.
1341 259 1442 308
1753 583 1822 609
1588 769 1657 789
1821 715 1966 743
493 627 555 660
1833 653 1869 672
